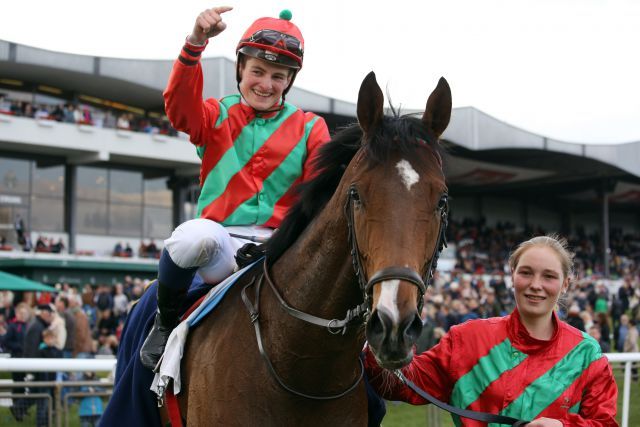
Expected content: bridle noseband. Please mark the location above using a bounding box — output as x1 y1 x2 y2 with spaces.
345 184 449 313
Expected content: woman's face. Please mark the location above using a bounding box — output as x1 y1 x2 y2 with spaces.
512 245 568 323
239 57 292 111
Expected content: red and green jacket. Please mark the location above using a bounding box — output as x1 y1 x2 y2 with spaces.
164 41 330 228
364 309 618 426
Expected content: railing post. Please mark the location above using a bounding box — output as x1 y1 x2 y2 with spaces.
622 361 631 427
56 381 63 427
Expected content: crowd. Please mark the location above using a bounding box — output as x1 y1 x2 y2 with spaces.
0 278 145 424
1 218 637 360
0 94 178 137
112 240 161 259
0 218 639 420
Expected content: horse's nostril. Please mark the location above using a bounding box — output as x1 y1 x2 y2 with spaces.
368 310 385 336
403 313 423 344
366 309 390 349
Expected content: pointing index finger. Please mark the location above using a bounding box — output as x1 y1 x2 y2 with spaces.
213 6 233 15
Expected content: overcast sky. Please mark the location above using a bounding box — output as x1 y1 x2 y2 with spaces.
2 0 639 144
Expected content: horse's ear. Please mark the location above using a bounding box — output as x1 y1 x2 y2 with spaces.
422 77 452 138
357 71 384 141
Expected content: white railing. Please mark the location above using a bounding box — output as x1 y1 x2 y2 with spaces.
1 354 638 427
603 353 640 427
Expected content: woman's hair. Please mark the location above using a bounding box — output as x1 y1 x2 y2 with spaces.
508 234 575 284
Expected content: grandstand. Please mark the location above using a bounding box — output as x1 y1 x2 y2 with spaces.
1 39 639 284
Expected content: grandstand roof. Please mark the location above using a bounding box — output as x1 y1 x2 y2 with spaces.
2 39 639 205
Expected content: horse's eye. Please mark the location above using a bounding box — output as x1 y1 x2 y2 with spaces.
349 187 361 204
437 195 448 210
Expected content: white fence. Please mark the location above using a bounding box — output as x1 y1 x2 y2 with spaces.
1 354 638 427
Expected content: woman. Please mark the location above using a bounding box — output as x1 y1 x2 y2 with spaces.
139 6 330 370
365 235 618 426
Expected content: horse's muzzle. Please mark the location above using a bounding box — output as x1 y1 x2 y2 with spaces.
366 308 422 369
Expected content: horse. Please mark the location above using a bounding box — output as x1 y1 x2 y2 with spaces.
103 71 451 426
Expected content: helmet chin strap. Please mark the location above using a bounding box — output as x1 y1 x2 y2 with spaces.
237 82 286 115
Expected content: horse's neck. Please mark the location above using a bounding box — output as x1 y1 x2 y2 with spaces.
271 206 359 319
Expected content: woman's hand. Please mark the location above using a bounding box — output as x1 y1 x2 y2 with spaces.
526 417 563 427
188 6 233 45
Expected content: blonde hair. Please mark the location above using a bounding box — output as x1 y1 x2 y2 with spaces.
509 234 575 284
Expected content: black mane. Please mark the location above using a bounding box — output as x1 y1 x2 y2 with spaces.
266 113 441 265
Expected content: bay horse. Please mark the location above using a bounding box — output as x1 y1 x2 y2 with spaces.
103 71 452 426
176 72 452 425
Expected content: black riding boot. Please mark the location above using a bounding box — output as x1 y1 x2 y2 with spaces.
139 284 187 371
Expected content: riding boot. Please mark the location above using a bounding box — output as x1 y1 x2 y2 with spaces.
140 249 196 371
139 284 187 370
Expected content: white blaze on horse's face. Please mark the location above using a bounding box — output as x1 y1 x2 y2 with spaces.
377 279 401 326
396 160 419 191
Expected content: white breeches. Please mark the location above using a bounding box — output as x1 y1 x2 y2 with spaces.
163 219 273 284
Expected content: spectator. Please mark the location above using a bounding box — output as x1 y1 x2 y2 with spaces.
116 114 130 130
34 105 50 120
34 329 63 427
113 242 124 257
1 303 32 401
63 104 75 123
11 304 54 421
124 242 133 257
565 303 585 331
50 104 65 121
617 314 630 352
14 214 25 245
55 295 76 358
50 238 65 253
112 283 129 322
97 309 118 339
0 290 15 320
595 311 611 348
66 294 93 358
587 325 610 352
78 372 104 426
95 285 113 314
49 307 67 351
623 318 639 381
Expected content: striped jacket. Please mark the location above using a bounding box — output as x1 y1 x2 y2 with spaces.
164 41 330 228
365 309 618 426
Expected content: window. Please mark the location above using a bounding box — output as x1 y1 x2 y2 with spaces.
144 206 172 239
109 204 143 237
30 196 64 231
144 178 171 207
77 167 107 201
110 170 142 204
33 165 64 196
0 158 30 194
76 200 108 235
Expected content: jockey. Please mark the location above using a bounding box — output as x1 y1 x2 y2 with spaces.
139 6 330 370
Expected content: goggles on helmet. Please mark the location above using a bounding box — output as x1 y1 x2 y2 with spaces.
245 29 304 59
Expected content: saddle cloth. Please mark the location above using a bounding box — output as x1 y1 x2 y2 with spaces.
150 258 262 397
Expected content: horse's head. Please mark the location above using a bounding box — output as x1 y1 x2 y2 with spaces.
346 72 452 369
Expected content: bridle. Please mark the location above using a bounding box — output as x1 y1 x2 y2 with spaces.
241 182 449 400
345 184 449 314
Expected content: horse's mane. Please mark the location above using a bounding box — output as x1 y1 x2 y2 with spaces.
266 111 442 265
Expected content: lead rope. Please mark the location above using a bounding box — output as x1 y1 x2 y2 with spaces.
394 370 529 426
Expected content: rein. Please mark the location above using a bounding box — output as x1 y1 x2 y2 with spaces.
240 262 365 400
394 371 530 426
